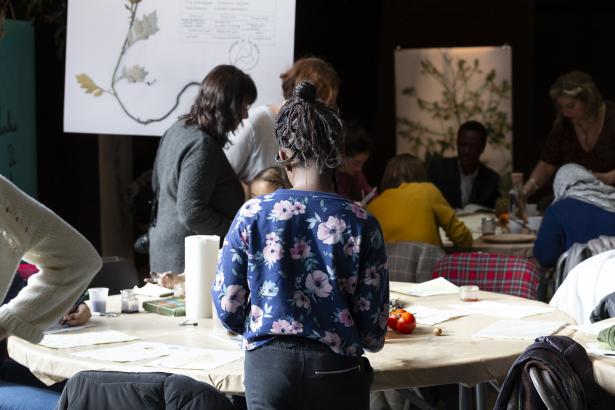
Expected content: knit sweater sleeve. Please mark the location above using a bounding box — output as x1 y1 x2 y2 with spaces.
176 137 234 236
430 184 473 247
0 176 101 343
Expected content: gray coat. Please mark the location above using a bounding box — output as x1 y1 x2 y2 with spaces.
149 120 244 273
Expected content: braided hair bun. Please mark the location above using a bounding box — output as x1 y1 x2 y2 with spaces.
275 82 344 174
293 81 317 102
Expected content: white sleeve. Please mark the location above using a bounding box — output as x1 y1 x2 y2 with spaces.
0 176 102 343
224 118 256 182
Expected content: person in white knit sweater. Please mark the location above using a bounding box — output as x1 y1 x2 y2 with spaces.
0 175 101 343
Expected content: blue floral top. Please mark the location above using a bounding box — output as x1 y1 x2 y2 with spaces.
212 189 389 357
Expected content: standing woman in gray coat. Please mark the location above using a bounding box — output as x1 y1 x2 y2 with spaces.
149 65 257 274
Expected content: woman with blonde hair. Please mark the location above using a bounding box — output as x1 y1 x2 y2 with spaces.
524 70 615 195
368 154 472 247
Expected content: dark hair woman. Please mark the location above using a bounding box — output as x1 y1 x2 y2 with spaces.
213 82 389 410
149 65 257 274
368 154 472 248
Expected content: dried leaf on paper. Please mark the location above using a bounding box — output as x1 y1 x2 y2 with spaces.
121 65 148 83
127 11 159 46
76 73 104 96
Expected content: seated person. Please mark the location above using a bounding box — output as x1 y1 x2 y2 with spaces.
335 121 375 201
427 121 500 209
368 154 473 247
534 163 615 268
248 166 291 198
550 249 615 324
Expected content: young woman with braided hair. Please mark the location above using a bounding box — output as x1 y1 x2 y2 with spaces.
213 82 389 410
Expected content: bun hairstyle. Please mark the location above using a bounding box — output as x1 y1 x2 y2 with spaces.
275 81 344 174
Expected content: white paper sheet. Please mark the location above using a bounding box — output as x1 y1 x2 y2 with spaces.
44 323 95 335
586 342 615 357
569 320 615 336
146 349 243 370
473 320 567 340
40 330 138 349
405 305 469 326
391 277 459 297
449 301 555 319
132 282 174 298
72 341 195 362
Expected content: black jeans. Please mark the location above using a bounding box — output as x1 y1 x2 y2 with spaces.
243 336 373 410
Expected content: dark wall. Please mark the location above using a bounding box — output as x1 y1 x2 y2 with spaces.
31 0 615 250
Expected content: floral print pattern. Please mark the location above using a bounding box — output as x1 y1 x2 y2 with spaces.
212 189 389 357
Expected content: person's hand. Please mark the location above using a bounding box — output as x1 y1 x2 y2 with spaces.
593 169 615 186
159 272 184 289
61 304 91 326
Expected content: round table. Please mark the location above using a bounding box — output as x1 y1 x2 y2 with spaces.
8 288 574 394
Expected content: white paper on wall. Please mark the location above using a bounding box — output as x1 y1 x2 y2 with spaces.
394 46 513 174
64 0 296 136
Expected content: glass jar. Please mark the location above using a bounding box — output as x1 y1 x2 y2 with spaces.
121 289 139 313
459 285 480 302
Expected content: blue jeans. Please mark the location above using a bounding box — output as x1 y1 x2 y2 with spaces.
244 336 373 410
0 381 60 410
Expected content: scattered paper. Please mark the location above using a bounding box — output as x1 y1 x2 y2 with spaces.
40 330 138 349
569 320 615 335
449 301 555 319
44 323 95 335
147 348 243 370
132 282 174 297
405 305 468 325
72 341 195 362
391 277 459 297
473 320 567 340
586 342 615 357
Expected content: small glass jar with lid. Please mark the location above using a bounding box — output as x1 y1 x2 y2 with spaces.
121 289 139 313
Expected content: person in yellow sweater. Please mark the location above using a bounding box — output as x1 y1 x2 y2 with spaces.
368 154 473 247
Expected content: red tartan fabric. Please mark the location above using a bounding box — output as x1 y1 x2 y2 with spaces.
432 252 541 300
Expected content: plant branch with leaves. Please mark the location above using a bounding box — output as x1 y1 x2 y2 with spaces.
397 54 512 164
76 0 198 125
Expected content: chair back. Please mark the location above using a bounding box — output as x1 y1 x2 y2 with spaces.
55 371 235 410
555 235 615 291
88 256 140 295
385 241 445 283
432 252 541 299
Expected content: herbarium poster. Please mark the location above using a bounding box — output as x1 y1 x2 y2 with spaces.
395 46 513 174
64 0 296 136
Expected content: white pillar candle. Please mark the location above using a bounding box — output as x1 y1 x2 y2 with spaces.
184 235 219 320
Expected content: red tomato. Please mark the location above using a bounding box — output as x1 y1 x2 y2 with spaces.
396 312 416 334
387 314 399 330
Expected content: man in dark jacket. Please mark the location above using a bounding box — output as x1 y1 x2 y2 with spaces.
427 121 500 209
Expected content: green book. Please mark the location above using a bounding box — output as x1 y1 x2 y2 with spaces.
142 297 186 317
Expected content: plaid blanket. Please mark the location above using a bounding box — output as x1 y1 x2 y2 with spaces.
386 241 445 283
432 252 542 300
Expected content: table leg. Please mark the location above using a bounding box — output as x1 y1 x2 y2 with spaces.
458 385 472 410
475 383 486 410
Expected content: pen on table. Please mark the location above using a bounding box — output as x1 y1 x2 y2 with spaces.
91 312 118 317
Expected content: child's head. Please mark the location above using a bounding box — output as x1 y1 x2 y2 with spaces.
249 167 291 197
380 154 427 190
274 81 344 176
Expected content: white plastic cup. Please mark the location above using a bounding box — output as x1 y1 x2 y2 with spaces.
528 216 543 233
89 287 109 313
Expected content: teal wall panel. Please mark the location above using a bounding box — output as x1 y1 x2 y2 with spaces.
0 20 37 197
